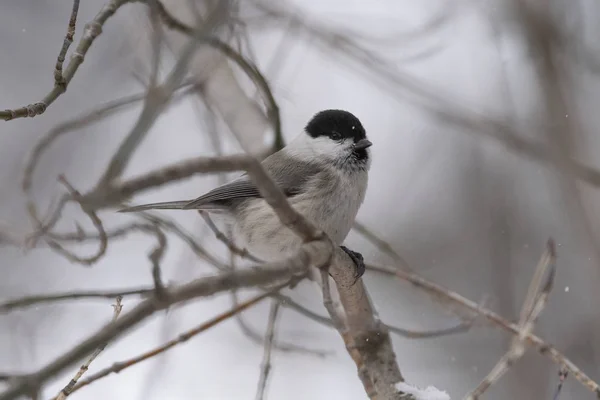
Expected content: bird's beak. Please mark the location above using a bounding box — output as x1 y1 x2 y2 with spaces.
354 138 373 151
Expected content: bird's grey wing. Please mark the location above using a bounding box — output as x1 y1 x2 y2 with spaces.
183 151 322 209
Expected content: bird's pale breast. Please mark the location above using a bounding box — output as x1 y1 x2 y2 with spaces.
232 167 368 262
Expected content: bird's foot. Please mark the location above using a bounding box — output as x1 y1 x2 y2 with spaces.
340 246 365 285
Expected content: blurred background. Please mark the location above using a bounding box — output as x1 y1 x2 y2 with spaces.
1 0 600 399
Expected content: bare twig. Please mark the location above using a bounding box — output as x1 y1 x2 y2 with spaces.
254 300 280 400
141 212 227 269
0 289 151 313
54 0 80 88
353 221 412 272
319 269 346 332
42 176 107 266
464 241 557 399
147 224 167 297
1 0 136 121
25 194 70 249
0 240 328 400
0 375 25 383
55 296 123 399
230 288 328 356
53 287 281 398
552 366 569 400
386 319 473 339
367 253 600 396
81 153 265 210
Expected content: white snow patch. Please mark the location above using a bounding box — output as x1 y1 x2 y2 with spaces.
396 382 451 400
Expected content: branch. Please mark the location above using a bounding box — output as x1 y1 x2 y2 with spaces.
41 176 108 266
80 153 262 209
0 0 135 121
50 286 280 398
552 367 569 400
55 296 123 399
353 221 412 272
0 241 328 400
54 0 80 88
367 250 600 397
464 241 557 399
326 249 410 399
0 289 151 313
254 300 280 400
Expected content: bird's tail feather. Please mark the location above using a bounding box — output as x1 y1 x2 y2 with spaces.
118 201 191 213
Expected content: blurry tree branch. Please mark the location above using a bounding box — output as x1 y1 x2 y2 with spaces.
55 296 123 400
0 289 150 314
0 245 327 400
53 0 80 88
464 241 556 399
50 286 281 399
1 0 137 121
367 242 600 396
254 300 280 400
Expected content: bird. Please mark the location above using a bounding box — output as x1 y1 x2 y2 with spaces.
118 109 372 279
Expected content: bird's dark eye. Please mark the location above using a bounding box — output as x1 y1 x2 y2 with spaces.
330 132 342 141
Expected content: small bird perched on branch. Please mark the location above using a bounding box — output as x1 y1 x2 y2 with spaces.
119 109 372 279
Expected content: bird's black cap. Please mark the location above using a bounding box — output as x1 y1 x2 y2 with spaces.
305 109 366 143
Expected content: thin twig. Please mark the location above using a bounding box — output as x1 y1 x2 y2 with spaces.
353 221 412 272
1 0 136 121
0 240 328 400
55 296 123 399
366 252 600 396
319 269 346 332
49 212 227 270
82 153 264 209
52 287 281 398
42 176 108 266
25 194 70 249
552 366 569 400
464 241 557 399
0 289 151 313
255 300 280 400
147 224 167 297
54 0 80 88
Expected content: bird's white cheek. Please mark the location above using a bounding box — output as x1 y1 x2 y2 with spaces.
287 134 349 161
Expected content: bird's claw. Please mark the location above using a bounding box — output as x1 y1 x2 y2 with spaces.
340 246 365 285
